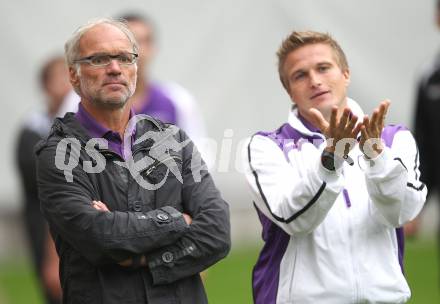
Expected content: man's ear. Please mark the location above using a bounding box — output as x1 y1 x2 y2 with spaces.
289 94 296 106
287 85 296 105
69 66 80 90
343 69 351 87
282 78 295 103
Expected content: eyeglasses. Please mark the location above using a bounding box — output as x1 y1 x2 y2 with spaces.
73 53 138 67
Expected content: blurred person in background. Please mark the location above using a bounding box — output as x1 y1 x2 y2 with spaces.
412 0 440 242
15 55 70 303
36 18 230 303
120 13 206 144
243 30 426 303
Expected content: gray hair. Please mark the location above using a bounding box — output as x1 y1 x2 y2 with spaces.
64 18 139 68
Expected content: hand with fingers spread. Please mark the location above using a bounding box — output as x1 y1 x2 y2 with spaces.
359 100 390 159
309 106 362 158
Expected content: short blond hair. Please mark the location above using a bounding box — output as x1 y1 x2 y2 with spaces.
277 31 348 91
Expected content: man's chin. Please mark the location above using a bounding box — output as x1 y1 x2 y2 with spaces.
92 97 128 110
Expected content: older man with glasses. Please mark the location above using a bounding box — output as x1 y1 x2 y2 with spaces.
36 18 230 304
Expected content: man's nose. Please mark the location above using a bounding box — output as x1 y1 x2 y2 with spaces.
106 59 122 74
309 71 322 87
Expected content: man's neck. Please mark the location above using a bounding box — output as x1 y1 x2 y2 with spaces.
81 100 130 138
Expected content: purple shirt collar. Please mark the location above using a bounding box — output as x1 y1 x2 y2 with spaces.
297 112 320 133
74 102 136 159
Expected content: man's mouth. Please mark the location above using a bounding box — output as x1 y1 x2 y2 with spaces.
311 91 330 100
103 80 127 87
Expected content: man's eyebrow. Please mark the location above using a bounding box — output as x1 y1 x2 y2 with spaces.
78 52 108 58
316 61 333 66
83 51 131 57
290 68 306 78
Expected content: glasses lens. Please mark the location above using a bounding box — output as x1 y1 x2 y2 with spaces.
117 53 136 65
90 55 111 66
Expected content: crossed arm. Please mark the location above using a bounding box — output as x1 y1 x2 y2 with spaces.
91 200 192 267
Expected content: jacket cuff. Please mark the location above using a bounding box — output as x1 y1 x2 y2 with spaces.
362 148 388 176
147 238 199 285
317 158 344 193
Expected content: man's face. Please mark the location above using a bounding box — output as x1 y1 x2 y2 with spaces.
283 43 350 122
70 24 137 109
126 20 155 78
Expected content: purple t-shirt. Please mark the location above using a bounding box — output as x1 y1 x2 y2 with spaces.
74 103 135 159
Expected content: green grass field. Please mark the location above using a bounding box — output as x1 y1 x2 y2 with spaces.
0 238 438 303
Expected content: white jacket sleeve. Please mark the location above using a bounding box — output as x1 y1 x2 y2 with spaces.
242 134 344 235
363 130 427 227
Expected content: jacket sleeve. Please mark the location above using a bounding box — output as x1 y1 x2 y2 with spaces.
363 130 427 227
37 141 189 266
146 131 230 285
242 134 344 236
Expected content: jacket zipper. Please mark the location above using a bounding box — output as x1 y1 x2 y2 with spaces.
99 148 124 161
141 155 182 176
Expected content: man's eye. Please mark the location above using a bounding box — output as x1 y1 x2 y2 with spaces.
91 55 109 65
318 66 329 72
118 54 131 64
294 73 305 80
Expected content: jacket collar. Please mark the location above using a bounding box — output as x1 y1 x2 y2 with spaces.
49 112 164 150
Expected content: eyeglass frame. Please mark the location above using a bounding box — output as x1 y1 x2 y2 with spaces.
73 52 139 67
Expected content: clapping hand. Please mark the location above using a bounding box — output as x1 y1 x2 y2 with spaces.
359 100 390 159
309 106 362 157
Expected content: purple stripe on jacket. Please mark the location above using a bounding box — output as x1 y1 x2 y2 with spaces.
258 123 324 160
381 124 408 274
252 209 290 304
252 122 321 303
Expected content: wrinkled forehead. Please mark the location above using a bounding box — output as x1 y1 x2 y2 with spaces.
78 23 134 57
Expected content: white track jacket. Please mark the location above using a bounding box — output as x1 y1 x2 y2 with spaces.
243 99 427 304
